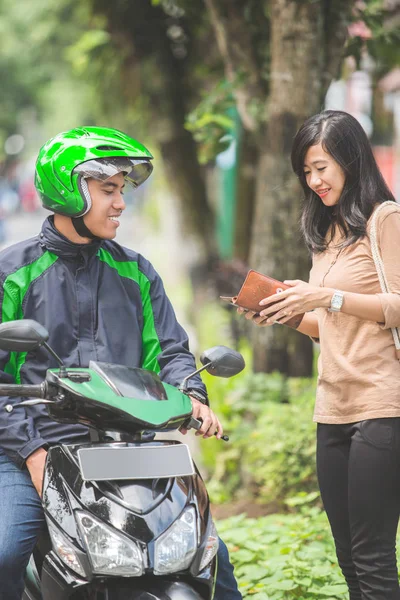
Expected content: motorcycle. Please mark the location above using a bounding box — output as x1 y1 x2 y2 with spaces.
0 319 245 600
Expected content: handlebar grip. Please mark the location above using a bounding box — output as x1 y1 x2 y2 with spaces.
184 416 229 442
184 416 203 430
0 383 46 398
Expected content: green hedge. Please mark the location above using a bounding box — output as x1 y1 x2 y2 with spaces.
217 509 348 599
201 370 318 508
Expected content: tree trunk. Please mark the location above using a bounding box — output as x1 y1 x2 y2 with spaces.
234 128 258 263
203 0 267 133
250 0 353 375
93 0 216 262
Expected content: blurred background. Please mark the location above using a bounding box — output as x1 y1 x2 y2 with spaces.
1 0 399 596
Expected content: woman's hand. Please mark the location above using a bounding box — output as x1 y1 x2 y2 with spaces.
257 280 332 325
236 306 272 326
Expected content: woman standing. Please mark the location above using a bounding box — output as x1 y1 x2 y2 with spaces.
241 110 400 599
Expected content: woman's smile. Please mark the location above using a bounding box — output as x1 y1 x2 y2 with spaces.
315 187 331 198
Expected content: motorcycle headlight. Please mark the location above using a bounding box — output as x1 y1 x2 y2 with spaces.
75 510 144 577
48 523 86 578
154 506 197 575
199 520 219 572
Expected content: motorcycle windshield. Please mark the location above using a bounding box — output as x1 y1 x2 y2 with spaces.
89 361 168 401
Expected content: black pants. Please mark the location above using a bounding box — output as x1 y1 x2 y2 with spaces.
317 419 400 600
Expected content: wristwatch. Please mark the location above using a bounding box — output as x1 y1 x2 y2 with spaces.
328 290 344 312
186 388 209 406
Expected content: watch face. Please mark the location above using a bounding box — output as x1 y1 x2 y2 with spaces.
331 292 343 310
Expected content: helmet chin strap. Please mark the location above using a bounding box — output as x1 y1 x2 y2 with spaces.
72 216 98 240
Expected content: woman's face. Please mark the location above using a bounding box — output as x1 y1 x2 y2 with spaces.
303 143 345 207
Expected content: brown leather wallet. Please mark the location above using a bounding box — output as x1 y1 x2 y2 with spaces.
220 269 304 329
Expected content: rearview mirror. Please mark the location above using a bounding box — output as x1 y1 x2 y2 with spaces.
200 345 245 378
0 320 49 352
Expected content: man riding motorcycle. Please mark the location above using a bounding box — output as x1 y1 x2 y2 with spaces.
0 127 242 600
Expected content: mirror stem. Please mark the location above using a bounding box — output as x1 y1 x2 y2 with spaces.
179 363 211 393
42 342 68 377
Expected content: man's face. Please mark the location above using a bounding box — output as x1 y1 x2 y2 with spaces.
84 172 126 239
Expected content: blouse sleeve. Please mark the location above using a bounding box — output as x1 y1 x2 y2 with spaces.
308 255 320 343
376 210 400 329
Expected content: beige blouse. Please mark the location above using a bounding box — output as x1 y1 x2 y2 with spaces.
309 203 400 424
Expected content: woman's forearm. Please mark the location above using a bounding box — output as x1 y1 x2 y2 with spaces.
295 291 385 340
296 312 319 338
256 283 388 331
342 292 385 323
323 289 385 323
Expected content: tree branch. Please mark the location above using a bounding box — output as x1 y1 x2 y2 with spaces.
321 0 354 101
203 0 266 132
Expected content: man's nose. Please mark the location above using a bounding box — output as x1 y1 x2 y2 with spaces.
113 193 126 211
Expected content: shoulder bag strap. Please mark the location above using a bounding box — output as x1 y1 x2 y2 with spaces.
369 201 400 358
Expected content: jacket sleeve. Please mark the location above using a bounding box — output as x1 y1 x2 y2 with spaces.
0 273 48 468
376 211 400 329
138 258 207 398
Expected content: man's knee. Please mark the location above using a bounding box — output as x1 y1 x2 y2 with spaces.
0 543 30 573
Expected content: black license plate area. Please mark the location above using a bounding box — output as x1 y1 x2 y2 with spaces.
77 444 195 481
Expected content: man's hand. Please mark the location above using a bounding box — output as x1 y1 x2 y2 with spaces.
181 398 223 440
26 447 47 497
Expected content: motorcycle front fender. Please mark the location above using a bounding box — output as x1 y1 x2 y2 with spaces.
105 580 205 599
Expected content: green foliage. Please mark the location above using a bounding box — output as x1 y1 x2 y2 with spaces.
0 0 98 152
193 302 317 507
65 29 111 74
185 80 236 164
202 368 318 507
346 0 400 75
64 19 132 124
217 509 348 599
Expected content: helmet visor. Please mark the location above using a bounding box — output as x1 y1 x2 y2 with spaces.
73 157 153 188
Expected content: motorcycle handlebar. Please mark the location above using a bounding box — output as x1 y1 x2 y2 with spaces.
0 382 230 440
185 416 229 442
0 382 46 398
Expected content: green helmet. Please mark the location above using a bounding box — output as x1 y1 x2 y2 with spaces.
35 126 153 217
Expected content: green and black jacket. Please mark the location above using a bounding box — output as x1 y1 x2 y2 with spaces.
0 216 206 467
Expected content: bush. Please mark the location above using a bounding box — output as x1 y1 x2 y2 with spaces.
217 508 348 599
201 370 318 508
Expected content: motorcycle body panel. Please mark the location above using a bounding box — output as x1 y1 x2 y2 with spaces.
43 442 210 549
46 364 193 433
2 355 225 599
31 440 216 598
40 550 209 599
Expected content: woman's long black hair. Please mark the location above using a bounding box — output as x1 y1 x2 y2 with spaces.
291 110 396 253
